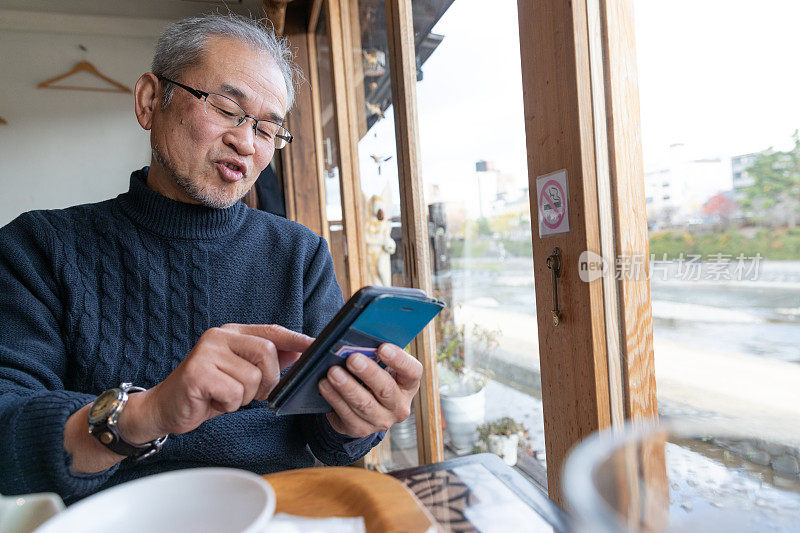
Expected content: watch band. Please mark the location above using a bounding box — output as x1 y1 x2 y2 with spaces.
88 382 168 461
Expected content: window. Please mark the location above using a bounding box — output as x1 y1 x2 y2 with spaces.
635 0 800 504
411 0 546 481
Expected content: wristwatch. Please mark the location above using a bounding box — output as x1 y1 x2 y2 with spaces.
87 382 168 460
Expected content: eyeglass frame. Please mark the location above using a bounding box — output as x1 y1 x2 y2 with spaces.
156 75 293 148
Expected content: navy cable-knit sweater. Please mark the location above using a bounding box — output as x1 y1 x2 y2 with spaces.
0 168 382 504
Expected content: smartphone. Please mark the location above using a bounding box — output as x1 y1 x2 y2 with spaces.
267 286 445 415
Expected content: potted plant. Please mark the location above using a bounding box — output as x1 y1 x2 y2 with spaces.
473 417 531 466
436 316 499 452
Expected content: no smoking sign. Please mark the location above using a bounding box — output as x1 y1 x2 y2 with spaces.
536 169 570 237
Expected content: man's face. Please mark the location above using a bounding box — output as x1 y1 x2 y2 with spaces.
147 35 288 208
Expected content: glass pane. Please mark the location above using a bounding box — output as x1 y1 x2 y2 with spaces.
412 0 546 485
634 0 800 506
315 8 350 297
346 0 413 470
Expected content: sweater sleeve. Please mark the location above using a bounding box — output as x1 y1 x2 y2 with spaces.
299 235 384 465
0 213 119 502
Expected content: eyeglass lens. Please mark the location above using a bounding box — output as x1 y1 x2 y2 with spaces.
204 93 290 149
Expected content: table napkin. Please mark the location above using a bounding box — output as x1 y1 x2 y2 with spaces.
266 513 366 532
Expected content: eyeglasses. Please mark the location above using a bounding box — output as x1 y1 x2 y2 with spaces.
157 75 293 149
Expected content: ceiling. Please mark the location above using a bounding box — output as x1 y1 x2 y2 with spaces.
0 0 268 20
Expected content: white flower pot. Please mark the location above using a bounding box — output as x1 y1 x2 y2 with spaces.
440 384 486 451
390 409 417 450
488 433 520 466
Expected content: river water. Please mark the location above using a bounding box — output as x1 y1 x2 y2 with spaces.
447 258 800 364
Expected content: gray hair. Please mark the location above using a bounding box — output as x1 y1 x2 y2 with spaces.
152 13 299 110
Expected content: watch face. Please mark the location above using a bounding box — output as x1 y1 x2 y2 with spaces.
88 389 122 424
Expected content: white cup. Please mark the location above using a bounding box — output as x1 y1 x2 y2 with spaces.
34 468 276 533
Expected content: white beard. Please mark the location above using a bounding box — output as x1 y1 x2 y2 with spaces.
152 145 245 209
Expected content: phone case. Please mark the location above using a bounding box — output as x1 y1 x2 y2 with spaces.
268 286 445 415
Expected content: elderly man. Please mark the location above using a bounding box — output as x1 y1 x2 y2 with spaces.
0 14 420 504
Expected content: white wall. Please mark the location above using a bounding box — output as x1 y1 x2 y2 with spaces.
0 11 170 226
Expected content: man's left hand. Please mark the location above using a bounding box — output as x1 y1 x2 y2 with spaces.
318 343 422 438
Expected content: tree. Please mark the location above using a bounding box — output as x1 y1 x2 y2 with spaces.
703 192 739 225
476 216 492 237
741 130 800 227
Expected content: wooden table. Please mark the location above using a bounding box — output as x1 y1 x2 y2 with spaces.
265 453 568 532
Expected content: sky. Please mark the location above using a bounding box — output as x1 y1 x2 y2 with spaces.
633 0 800 168
355 0 800 210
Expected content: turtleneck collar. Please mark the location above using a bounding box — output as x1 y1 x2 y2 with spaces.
117 167 246 240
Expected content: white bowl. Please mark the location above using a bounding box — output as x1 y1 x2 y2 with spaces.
35 468 275 533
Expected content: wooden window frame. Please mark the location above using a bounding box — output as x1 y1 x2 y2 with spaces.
384 0 444 465
517 0 657 505
282 8 329 242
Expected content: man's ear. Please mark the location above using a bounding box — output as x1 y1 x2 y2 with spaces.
134 73 160 130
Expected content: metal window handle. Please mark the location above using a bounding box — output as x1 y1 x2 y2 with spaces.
546 248 563 326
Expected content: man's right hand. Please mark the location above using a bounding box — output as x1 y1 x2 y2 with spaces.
140 324 312 437
66 324 312 473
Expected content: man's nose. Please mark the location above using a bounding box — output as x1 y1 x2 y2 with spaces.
223 118 257 156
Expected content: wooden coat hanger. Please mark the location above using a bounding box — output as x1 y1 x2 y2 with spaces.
0 116 7 125
37 61 131 93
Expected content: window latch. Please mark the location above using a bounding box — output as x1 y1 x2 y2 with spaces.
546 248 563 326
